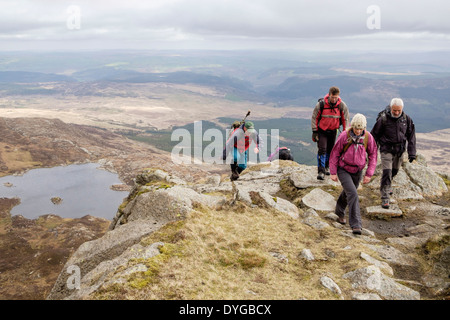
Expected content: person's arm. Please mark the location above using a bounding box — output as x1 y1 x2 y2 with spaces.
311 102 321 141
406 116 416 162
370 118 382 145
329 131 346 180
364 132 378 183
251 131 263 153
340 102 349 131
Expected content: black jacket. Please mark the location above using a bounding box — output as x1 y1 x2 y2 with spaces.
370 106 416 157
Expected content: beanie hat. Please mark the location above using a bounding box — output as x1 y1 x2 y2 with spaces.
351 113 367 129
244 121 256 133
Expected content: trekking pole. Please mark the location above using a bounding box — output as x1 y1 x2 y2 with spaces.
241 110 251 124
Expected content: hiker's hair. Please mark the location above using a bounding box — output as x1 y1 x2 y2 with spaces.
390 98 404 108
231 120 241 129
329 86 340 96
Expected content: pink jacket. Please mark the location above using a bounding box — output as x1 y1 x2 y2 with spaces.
329 129 378 177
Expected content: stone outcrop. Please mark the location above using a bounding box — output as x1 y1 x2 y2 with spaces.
343 265 421 300
48 157 449 300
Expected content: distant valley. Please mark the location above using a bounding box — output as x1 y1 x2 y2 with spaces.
0 50 449 173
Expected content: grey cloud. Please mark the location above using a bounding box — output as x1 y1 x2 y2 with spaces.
0 0 449 51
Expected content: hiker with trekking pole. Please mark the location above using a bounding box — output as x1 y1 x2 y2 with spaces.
329 113 378 235
222 110 262 181
370 98 416 209
311 86 349 180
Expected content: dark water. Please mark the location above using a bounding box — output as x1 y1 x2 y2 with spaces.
0 163 129 220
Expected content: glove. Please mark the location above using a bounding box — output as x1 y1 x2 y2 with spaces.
408 155 416 163
312 131 319 142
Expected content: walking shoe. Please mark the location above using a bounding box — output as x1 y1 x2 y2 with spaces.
325 167 330 175
381 199 390 209
352 228 362 235
230 164 240 181
337 216 346 225
317 172 325 180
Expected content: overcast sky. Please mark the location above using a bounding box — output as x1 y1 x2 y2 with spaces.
0 0 449 52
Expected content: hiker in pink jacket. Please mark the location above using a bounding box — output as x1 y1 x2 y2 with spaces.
329 113 377 235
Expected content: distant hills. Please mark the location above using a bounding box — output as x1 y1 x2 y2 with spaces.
0 71 74 83
1 50 450 133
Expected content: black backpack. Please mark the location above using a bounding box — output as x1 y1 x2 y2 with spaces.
278 147 294 161
318 98 340 113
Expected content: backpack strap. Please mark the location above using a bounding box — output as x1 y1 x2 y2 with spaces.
343 130 352 153
380 111 387 126
318 98 324 110
363 132 369 150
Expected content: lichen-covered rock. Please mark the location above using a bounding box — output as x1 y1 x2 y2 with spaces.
404 161 448 196
118 185 226 227
301 188 336 212
47 220 165 300
343 265 420 300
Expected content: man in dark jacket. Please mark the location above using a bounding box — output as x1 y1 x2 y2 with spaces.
370 98 416 209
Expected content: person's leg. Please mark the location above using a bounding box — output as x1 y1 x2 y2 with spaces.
335 167 351 222
324 130 337 175
237 150 248 173
337 167 362 230
391 152 404 179
380 152 394 207
317 130 327 179
230 147 241 181
335 189 347 223
348 170 363 230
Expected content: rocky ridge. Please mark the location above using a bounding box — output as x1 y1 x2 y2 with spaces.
48 156 450 300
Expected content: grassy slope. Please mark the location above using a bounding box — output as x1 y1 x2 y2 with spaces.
92 169 376 300
91 162 450 300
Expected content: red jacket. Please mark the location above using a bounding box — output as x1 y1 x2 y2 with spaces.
312 94 349 132
223 124 261 158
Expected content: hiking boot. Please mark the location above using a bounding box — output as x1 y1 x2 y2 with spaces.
230 164 240 181
325 167 330 175
317 172 325 180
389 188 393 195
337 216 346 225
352 228 362 235
381 199 390 209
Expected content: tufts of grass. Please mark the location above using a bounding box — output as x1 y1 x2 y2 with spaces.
93 198 375 300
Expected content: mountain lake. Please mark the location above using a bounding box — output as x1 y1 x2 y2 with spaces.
0 163 129 220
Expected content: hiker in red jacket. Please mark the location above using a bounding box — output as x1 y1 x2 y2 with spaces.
311 86 349 180
329 113 377 235
222 121 262 181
